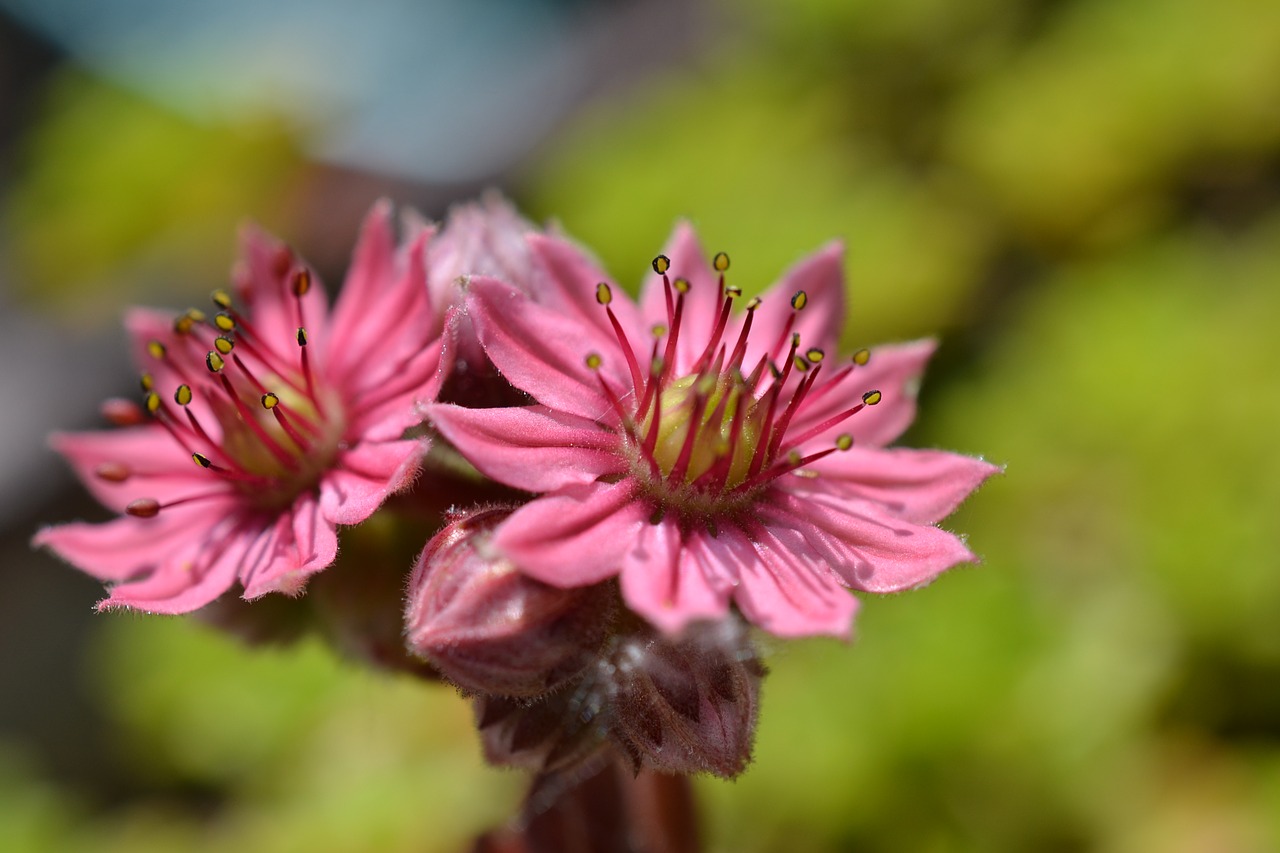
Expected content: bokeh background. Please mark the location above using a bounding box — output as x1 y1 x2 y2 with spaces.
3 0 1279 850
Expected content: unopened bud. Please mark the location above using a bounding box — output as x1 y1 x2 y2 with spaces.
610 620 764 779
405 507 614 698
472 689 609 774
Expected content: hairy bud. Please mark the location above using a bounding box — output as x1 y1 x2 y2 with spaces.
406 507 614 697
610 620 764 779
472 689 610 775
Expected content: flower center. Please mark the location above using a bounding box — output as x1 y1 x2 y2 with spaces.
586 253 881 521
644 372 762 489
120 268 346 519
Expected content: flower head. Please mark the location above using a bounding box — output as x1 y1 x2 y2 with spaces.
35 201 448 613
428 225 999 637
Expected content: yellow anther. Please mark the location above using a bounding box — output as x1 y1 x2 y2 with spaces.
214 313 235 332
862 389 882 406
786 449 802 466
673 278 690 293
746 296 762 311
139 373 154 392
724 285 742 298
805 347 825 363
206 351 225 373
852 348 871 366
212 289 233 310
147 341 167 360
585 352 602 370
836 434 854 451
186 308 206 323
173 314 196 335
791 332 801 348
652 255 670 275
296 327 308 347
595 282 613 305
791 291 809 311
713 252 730 272
214 336 234 355
291 269 312 296
261 392 280 409
793 355 810 372
174 384 193 406
651 324 668 338
145 392 161 415
192 453 212 469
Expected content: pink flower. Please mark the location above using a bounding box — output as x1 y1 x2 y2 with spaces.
35 201 448 613
427 225 999 638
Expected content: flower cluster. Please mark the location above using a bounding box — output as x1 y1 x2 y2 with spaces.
37 194 997 783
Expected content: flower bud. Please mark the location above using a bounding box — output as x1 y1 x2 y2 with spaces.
610 619 764 779
406 507 614 697
472 689 609 775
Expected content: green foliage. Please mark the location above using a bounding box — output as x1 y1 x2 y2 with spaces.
4 70 302 324
0 620 518 853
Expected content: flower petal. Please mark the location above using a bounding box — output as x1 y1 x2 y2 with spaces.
493 481 649 587
798 447 1002 524
98 514 254 614
527 233 646 343
467 277 620 419
763 490 977 594
319 439 425 526
345 332 445 441
241 491 339 598
426 403 623 493
619 521 734 635
32 501 230 582
326 202 439 386
722 524 859 638
430 191 534 307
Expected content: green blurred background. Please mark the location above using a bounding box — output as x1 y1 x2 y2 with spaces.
2 0 1279 850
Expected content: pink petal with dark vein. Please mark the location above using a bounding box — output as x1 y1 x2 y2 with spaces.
426 403 623 493
326 204 438 386
319 439 425 526
98 514 254 613
467 277 620 419
762 491 977 594
619 520 733 635
345 335 444 441
527 234 646 343
33 500 232 582
493 481 649 587
720 524 859 638
798 447 1001 524
241 491 338 599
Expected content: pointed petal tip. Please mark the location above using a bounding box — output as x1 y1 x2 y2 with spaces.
30 525 55 550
